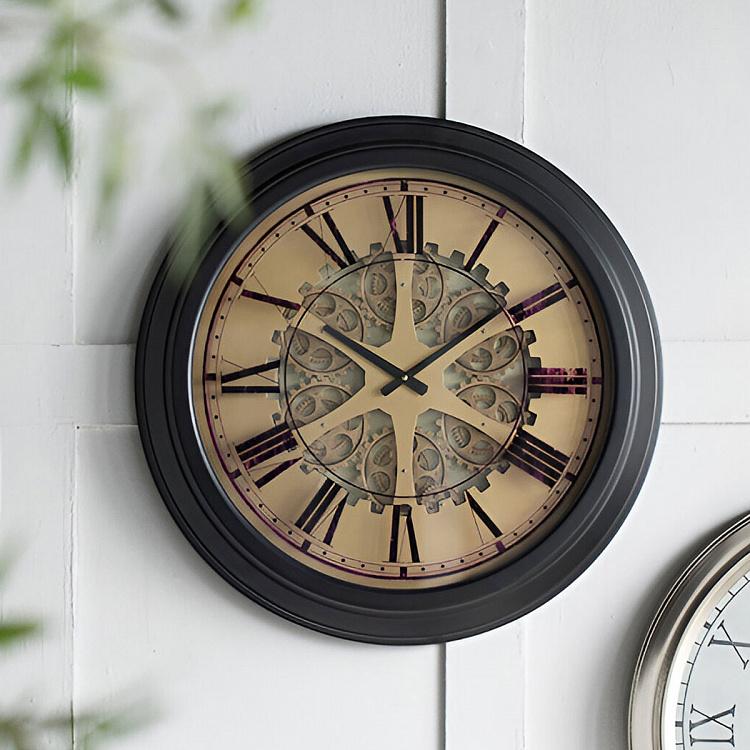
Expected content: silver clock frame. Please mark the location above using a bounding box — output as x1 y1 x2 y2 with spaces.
629 513 750 749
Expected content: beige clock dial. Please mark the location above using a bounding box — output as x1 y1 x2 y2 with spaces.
191 170 611 589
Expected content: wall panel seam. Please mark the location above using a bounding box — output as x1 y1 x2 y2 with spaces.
67 424 79 749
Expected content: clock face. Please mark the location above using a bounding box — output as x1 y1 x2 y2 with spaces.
192 171 608 588
668 564 750 748
137 117 661 642
631 516 750 750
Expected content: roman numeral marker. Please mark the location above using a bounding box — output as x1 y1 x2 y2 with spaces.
235 424 299 487
467 491 502 539
300 209 356 268
220 360 280 394
295 478 347 547
689 704 736 746
221 385 280 394
403 193 424 253
389 504 419 567
241 290 301 311
508 282 566 321
382 195 402 250
506 429 570 488
710 621 750 669
528 367 588 396
465 208 506 271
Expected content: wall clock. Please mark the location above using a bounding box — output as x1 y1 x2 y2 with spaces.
136 116 661 644
630 514 750 749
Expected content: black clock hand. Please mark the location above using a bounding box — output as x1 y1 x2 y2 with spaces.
322 325 428 396
380 307 504 396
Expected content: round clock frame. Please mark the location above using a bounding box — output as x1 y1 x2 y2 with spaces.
136 116 661 644
630 514 750 749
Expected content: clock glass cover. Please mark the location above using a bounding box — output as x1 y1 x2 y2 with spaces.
137 117 661 642
193 170 607 588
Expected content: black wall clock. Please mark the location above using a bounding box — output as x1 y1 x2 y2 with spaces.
136 116 661 644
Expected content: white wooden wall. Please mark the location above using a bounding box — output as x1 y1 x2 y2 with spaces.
2 1 749 748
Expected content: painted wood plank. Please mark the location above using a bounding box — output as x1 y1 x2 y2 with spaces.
0 41 72 344
663 341 750 424
445 0 526 140
0 425 74 745
0 345 134 426
524 0 750 343
75 0 444 344
446 624 525 750
525 424 750 749
444 3 527 748
73 427 441 749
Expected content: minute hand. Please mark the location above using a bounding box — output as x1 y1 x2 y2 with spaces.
380 308 505 396
322 325 428 396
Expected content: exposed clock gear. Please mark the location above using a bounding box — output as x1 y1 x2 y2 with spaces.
269 242 544 513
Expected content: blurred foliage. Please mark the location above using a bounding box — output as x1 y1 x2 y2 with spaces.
0 559 154 749
2 0 258 255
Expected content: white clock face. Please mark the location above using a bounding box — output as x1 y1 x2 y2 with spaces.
665 561 750 748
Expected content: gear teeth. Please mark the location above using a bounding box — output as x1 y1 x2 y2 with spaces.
449 249 466 266
473 474 490 492
451 490 467 506
370 499 385 514
524 329 536 346
369 242 384 255
421 497 441 514
271 329 283 345
528 356 542 370
494 281 510 297
424 242 439 256
318 262 336 279
524 410 537 426
473 264 490 282
299 281 313 296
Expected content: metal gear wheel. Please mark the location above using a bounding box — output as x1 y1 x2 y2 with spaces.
270 241 541 514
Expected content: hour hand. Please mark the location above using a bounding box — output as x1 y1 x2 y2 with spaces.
322 325 428 396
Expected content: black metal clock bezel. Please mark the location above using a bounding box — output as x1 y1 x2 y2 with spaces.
136 116 661 644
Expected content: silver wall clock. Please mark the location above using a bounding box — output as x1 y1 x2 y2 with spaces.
630 514 750 748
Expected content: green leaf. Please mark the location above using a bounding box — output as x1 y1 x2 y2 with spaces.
0 620 39 649
95 118 128 233
11 106 45 178
10 65 53 96
206 149 249 225
46 110 73 181
177 180 210 258
0 718 33 750
224 0 257 23
63 65 106 93
151 0 184 21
